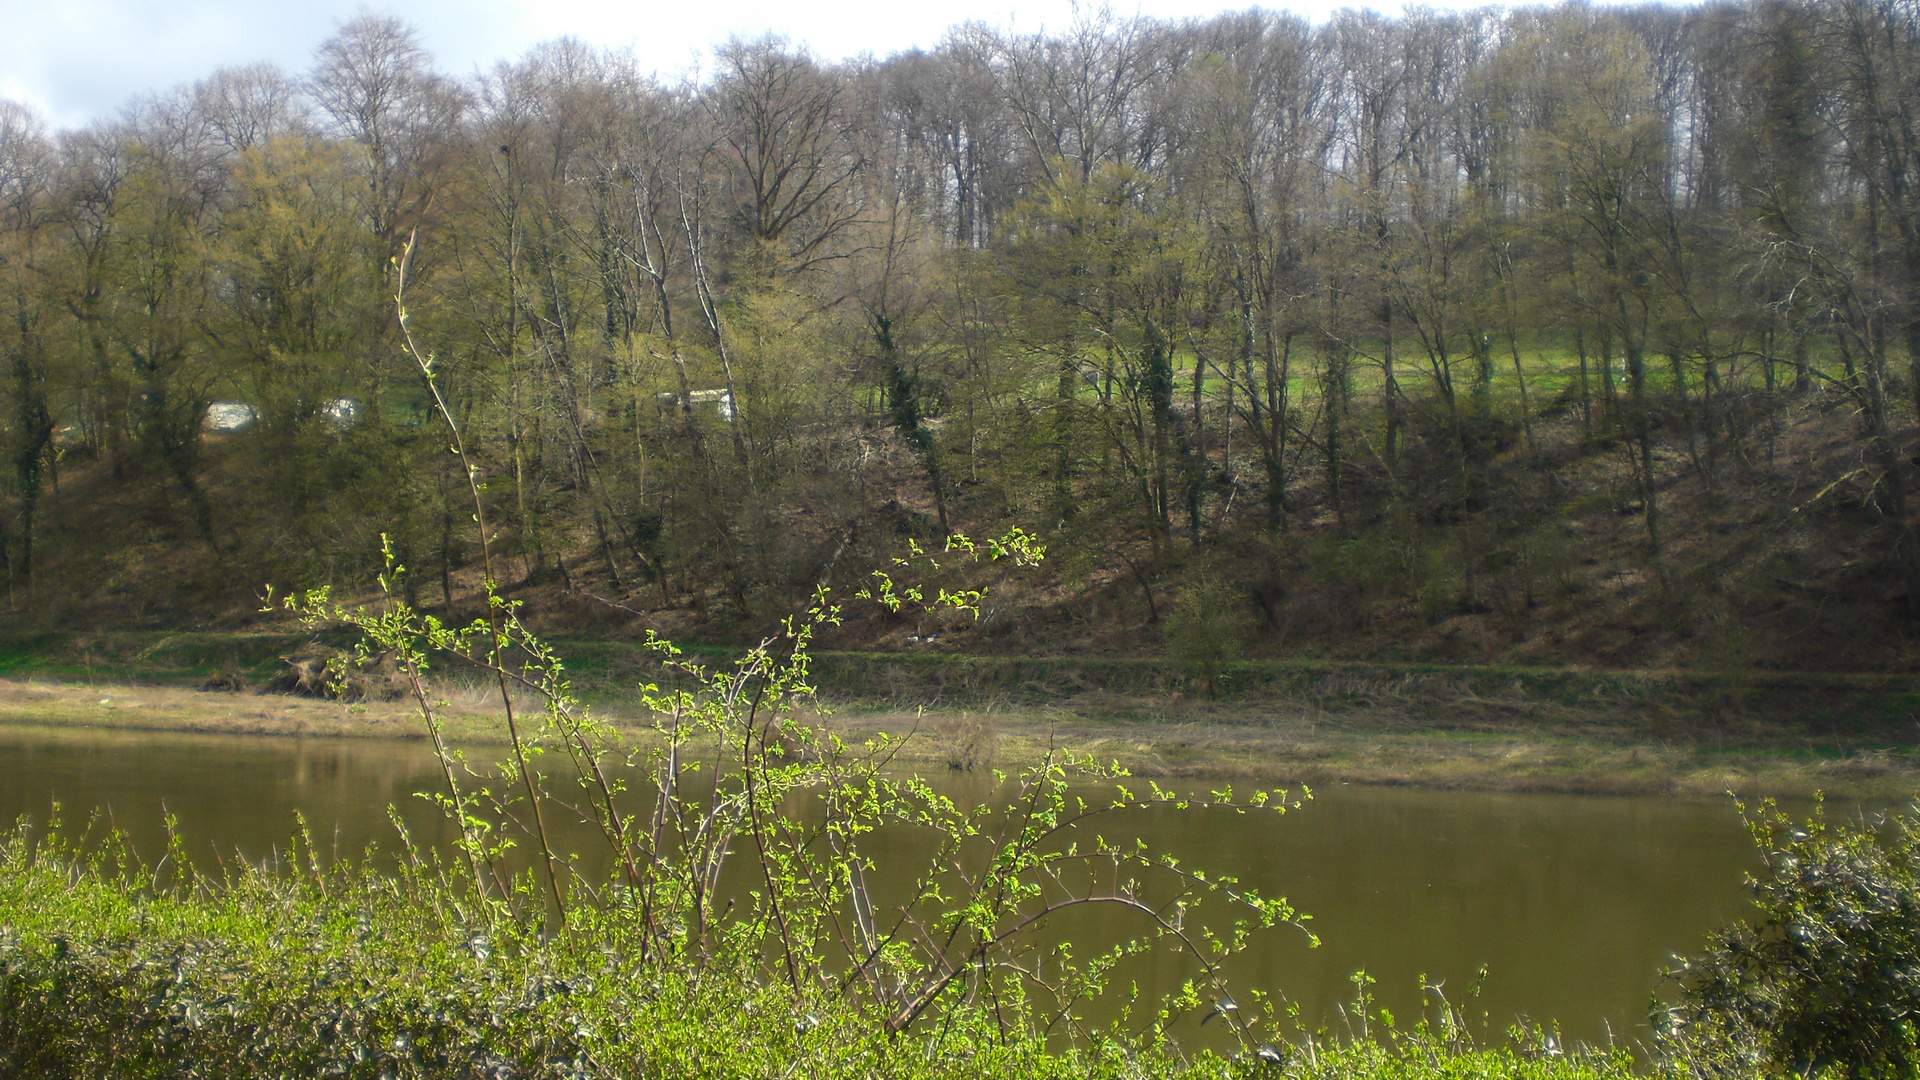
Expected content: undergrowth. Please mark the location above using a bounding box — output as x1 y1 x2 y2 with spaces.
0 814 1649 1080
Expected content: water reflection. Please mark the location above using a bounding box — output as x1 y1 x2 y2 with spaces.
0 723 1776 1046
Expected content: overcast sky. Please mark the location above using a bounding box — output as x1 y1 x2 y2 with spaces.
0 0 1439 130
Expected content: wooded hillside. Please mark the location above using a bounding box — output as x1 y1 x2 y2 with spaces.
3 1 1920 671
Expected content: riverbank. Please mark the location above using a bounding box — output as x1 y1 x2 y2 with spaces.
0 814 1654 1080
3 676 1916 800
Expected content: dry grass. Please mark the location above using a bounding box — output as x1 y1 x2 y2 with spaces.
0 677 520 744
928 711 999 772
2 676 1916 801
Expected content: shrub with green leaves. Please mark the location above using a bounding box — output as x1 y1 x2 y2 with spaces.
1660 796 1920 1080
264 527 1336 1059
0 817 1168 1079
1163 577 1247 697
0 816 1654 1080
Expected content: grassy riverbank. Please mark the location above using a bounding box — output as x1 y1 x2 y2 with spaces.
8 629 1920 723
0 821 1648 1080
3 671 1917 800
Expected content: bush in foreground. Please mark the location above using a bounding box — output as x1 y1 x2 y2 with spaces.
0 820 1645 1080
1661 798 1920 1080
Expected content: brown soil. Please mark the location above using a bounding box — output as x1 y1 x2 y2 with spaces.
12 389 1920 680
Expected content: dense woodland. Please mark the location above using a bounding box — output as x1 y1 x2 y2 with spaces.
3 0 1920 670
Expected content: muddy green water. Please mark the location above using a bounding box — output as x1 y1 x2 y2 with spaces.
0 723 1791 1047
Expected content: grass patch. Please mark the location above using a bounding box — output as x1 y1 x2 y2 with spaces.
0 818 1655 1080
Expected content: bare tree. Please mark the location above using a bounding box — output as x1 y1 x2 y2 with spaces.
309 13 466 244
707 36 862 272
979 7 1169 189
194 63 308 155
871 43 1015 248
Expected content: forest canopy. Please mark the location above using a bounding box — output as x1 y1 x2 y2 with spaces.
2 0 1918 670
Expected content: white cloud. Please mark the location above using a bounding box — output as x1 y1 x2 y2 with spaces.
3 0 1418 129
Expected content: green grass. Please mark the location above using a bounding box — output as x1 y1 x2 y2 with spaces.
1107 336 1874 427
0 822 1657 1080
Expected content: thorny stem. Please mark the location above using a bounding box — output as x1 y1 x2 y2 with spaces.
396 644 502 905
395 232 567 928
742 668 802 992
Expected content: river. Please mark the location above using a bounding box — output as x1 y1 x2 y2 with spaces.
0 721 1793 1049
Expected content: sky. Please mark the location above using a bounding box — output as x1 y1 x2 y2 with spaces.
0 0 1415 130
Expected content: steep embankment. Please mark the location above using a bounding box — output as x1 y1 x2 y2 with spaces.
8 383 1920 679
